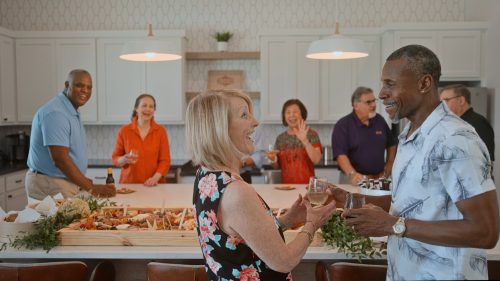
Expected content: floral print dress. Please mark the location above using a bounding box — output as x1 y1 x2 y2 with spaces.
193 167 292 281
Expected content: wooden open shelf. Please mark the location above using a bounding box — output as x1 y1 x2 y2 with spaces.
186 91 260 101
186 52 260 60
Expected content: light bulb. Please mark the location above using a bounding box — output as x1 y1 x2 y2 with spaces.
145 52 156 58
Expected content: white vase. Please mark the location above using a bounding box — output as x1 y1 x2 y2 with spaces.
217 41 228 52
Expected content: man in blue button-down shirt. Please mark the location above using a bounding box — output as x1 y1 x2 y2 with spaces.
26 69 115 200
335 45 499 280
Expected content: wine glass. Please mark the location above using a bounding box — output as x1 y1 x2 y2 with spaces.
307 177 328 207
344 192 366 209
266 144 279 162
128 149 139 164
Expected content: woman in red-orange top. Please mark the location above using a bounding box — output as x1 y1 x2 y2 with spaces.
112 94 170 186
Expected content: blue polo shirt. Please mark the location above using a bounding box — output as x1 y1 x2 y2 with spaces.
331 111 397 175
27 92 88 178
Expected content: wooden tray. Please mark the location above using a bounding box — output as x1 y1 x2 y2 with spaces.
58 228 323 247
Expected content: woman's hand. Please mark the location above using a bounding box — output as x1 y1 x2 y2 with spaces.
144 172 162 187
296 119 309 144
280 194 307 229
304 196 337 231
118 153 137 166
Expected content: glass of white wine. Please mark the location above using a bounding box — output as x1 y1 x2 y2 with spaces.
344 192 365 209
307 177 328 207
128 149 139 164
266 144 280 162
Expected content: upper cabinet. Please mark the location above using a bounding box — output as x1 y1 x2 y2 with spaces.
0 34 16 125
260 31 381 123
13 30 185 125
97 37 185 124
15 38 97 123
260 35 321 122
383 23 487 81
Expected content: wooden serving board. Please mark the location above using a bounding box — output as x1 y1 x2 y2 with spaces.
58 228 323 247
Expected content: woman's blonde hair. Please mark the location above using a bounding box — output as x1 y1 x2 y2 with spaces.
186 89 253 171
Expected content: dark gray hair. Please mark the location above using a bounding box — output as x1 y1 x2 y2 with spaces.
440 84 471 104
66 69 91 84
386 44 441 88
351 86 373 106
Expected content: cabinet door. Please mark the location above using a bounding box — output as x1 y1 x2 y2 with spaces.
97 38 145 123
146 38 185 123
5 187 28 212
439 30 481 79
55 39 98 122
394 31 438 53
0 35 16 124
261 36 320 122
16 39 57 123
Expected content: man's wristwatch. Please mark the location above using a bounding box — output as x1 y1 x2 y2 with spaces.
392 217 406 237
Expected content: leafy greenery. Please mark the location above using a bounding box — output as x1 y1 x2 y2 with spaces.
6 211 81 252
1 196 116 252
213 31 233 42
321 210 386 262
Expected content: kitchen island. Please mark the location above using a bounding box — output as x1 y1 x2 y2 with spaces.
1 184 500 281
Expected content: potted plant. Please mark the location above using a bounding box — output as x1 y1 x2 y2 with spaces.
213 32 233 52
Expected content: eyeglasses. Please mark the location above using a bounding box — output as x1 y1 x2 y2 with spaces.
441 96 460 102
358 99 378 105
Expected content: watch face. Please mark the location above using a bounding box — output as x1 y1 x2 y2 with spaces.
394 224 405 234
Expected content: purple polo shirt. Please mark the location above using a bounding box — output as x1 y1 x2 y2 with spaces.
331 111 397 175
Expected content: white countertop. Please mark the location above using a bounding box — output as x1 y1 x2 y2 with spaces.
1 183 499 261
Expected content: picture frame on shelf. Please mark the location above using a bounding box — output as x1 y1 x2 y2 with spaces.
207 70 243 90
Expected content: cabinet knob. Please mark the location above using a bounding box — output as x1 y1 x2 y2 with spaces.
15 179 22 183
3 118 7 121
8 195 13 198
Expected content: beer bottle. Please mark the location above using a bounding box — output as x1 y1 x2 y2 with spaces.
106 167 115 185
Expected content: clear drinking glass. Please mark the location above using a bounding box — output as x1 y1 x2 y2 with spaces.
344 192 366 209
307 177 328 207
266 144 279 162
128 149 139 163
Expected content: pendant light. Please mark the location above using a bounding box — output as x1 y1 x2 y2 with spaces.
120 24 182 62
306 0 368 60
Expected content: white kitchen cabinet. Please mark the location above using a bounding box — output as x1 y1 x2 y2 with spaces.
97 37 185 124
261 33 380 123
260 35 321 122
386 25 485 81
15 39 57 123
4 170 27 212
394 30 481 80
16 38 97 123
55 39 98 122
0 35 16 125
321 36 381 122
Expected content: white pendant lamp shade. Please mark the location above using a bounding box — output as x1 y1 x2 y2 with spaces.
306 33 368 60
120 24 182 62
306 0 369 60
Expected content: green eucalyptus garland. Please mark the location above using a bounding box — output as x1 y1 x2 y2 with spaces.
321 210 387 262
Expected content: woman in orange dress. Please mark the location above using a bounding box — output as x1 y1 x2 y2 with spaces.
266 99 322 184
112 94 170 186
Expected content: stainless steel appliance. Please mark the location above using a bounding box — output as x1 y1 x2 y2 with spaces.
6 131 29 163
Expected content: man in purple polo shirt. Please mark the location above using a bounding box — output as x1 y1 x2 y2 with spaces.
331 86 397 185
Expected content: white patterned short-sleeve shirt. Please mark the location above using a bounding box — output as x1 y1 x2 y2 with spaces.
388 102 495 280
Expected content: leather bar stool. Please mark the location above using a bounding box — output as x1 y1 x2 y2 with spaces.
328 262 387 281
0 261 87 281
147 262 208 281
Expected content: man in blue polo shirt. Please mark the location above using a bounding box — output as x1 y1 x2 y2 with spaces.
331 86 397 185
26 69 115 200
